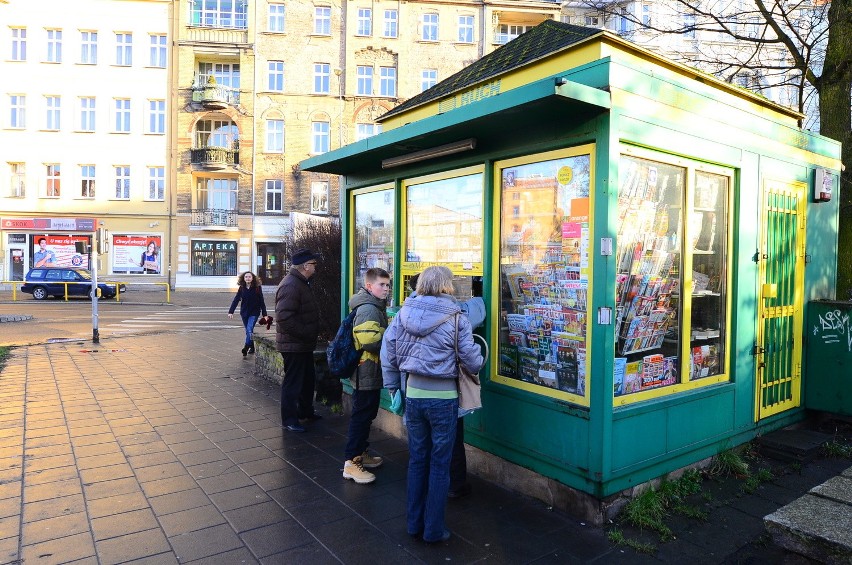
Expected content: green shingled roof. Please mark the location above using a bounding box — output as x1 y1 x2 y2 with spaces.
380 20 603 121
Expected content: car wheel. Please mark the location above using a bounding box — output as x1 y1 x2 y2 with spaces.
32 286 48 300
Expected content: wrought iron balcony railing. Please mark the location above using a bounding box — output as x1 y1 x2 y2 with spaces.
190 147 239 169
190 208 238 228
192 81 241 107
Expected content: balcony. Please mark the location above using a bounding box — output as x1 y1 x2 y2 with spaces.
185 27 249 45
190 147 239 170
493 32 522 45
192 81 241 108
190 208 238 229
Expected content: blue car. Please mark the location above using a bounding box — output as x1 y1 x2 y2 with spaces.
21 268 127 300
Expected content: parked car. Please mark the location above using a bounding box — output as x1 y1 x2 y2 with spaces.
21 268 127 300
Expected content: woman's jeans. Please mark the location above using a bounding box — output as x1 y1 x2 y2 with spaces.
405 396 458 542
242 315 257 345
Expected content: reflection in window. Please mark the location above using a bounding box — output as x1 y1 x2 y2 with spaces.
498 154 591 399
353 188 394 292
405 173 483 267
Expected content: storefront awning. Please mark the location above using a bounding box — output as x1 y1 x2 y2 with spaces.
300 76 610 175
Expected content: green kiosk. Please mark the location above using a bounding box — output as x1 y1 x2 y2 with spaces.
301 21 843 522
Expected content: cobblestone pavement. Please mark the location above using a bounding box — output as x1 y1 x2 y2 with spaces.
1 325 850 563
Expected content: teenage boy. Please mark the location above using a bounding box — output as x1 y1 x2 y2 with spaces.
342 268 391 484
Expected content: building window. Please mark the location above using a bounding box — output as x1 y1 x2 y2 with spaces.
80 165 95 198
79 97 95 131
421 69 437 92
314 63 330 94
383 10 398 38
269 3 286 32
357 8 372 36
46 29 62 63
148 166 165 200
266 119 284 152
149 34 166 67
585 15 599 27
379 66 396 97
268 60 284 91
311 121 329 154
10 163 25 197
310 181 329 214
11 28 27 61
195 119 238 149
189 0 248 29
197 62 240 89
9 95 26 128
115 32 132 66
356 123 381 141
114 98 130 132
197 178 237 210
147 99 165 134
190 239 238 277
45 96 60 130
45 164 60 197
80 31 97 64
265 179 283 212
684 14 696 38
422 13 438 41
457 15 473 43
642 4 652 26
115 166 130 199
356 65 373 95
617 8 634 33
314 6 331 35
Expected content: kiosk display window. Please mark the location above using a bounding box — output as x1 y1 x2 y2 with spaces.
352 186 395 293
404 168 484 272
614 152 730 402
495 147 593 405
401 167 484 303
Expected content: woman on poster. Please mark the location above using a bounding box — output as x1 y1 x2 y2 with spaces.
139 241 160 274
227 271 268 357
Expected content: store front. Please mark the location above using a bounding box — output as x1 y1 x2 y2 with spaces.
301 22 842 511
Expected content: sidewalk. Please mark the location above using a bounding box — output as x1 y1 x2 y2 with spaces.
1 327 849 563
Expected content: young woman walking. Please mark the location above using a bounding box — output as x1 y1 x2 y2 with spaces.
228 271 268 357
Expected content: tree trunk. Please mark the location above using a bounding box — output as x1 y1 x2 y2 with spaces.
819 0 852 299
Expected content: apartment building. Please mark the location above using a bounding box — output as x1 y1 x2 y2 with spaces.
0 0 172 284
174 0 561 288
1 0 560 289
560 1 801 112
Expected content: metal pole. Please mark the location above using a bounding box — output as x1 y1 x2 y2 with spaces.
91 241 99 343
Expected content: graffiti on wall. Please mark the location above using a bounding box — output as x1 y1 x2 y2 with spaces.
813 309 852 352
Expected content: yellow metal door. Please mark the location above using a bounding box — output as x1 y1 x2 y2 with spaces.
756 179 805 420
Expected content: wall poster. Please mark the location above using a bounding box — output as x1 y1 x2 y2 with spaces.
495 146 593 406
29 234 91 269
112 235 162 274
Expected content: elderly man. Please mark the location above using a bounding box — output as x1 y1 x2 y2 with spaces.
275 248 322 432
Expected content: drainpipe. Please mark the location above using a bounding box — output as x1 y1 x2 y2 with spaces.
250 0 258 271
167 0 177 290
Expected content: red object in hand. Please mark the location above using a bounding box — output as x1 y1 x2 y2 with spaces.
258 315 274 330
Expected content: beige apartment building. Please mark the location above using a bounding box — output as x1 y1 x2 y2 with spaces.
174 0 561 288
0 0 172 285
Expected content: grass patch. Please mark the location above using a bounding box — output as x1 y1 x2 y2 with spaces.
823 440 852 458
330 403 344 415
620 469 705 542
607 528 657 554
741 467 773 494
0 346 9 372
707 449 750 478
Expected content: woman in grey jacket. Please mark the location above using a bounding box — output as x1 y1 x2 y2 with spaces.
381 266 484 544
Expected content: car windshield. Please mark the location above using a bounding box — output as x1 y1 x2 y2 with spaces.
75 270 93 280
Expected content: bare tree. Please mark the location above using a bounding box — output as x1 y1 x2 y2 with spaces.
567 0 851 295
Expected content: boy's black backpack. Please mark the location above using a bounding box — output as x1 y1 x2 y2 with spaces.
327 305 363 380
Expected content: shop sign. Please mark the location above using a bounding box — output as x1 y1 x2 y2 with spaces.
1 217 97 231
192 240 237 252
8 234 26 244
